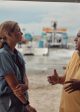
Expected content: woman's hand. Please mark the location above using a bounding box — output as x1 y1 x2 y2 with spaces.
25 104 37 112
13 84 28 96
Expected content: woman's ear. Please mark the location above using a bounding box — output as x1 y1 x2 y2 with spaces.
8 31 13 36
4 31 12 38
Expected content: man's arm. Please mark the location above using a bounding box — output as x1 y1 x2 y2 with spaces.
58 75 66 84
48 69 66 85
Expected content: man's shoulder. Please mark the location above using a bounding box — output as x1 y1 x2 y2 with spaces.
73 50 78 55
71 50 79 59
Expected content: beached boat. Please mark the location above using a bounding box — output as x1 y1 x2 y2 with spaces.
43 27 68 48
16 43 49 56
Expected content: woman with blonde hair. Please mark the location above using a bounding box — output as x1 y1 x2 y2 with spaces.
0 20 37 112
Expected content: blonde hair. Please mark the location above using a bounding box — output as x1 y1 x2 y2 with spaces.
0 20 18 48
0 39 4 48
0 20 18 39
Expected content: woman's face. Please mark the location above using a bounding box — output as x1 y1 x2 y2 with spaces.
13 25 23 42
74 32 80 52
0 21 23 46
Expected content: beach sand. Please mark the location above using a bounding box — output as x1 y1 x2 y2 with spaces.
24 48 74 112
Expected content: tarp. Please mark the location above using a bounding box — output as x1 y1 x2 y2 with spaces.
24 33 32 41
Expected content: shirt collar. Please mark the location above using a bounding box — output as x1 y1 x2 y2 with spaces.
3 42 18 56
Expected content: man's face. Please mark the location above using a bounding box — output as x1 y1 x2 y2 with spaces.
74 32 80 51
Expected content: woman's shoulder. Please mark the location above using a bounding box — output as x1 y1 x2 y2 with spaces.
17 50 23 58
0 47 7 54
0 47 10 59
16 50 25 64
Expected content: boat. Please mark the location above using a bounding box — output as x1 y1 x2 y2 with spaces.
43 27 68 48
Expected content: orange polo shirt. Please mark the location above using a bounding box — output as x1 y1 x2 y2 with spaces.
60 51 80 112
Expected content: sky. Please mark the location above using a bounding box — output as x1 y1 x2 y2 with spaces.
0 1 80 36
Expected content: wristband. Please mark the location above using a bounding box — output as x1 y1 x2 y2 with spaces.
23 100 29 106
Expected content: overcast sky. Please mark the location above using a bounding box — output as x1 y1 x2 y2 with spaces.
0 1 80 36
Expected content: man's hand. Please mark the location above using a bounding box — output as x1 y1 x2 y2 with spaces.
48 69 59 85
25 104 37 112
64 79 80 93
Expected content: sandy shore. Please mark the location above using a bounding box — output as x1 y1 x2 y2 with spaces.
24 48 74 112
28 74 62 112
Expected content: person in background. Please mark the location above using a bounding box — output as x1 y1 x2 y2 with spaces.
0 20 37 112
48 30 80 112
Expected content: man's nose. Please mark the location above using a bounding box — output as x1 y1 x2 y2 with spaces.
20 32 23 35
74 37 77 42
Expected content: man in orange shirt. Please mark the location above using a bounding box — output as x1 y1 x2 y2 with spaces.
48 31 80 112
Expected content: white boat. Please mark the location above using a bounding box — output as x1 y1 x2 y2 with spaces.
16 44 49 56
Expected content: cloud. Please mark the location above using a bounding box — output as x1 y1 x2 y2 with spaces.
0 1 80 35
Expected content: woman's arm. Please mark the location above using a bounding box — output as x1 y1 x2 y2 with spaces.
4 72 29 105
23 74 29 89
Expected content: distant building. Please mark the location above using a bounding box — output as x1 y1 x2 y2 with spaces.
42 27 68 48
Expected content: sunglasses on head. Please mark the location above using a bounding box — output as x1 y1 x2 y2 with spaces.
11 23 17 32
10 23 23 36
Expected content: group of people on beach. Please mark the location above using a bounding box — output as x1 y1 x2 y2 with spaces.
0 20 80 112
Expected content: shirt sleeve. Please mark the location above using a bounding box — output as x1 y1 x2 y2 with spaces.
64 51 75 75
0 53 15 77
